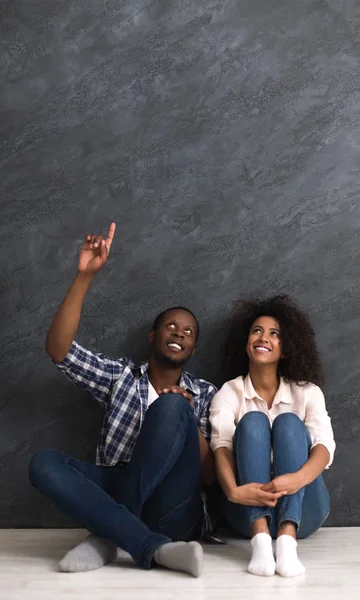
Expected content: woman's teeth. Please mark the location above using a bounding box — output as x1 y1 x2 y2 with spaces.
254 346 271 352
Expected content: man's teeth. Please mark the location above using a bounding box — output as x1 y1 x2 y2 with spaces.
168 343 182 350
255 346 271 352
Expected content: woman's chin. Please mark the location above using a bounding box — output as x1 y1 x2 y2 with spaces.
249 355 279 367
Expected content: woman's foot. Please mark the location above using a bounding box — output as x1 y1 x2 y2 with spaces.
248 533 275 577
275 535 305 577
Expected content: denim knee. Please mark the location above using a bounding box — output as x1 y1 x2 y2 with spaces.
272 413 304 435
234 411 270 446
272 413 310 449
236 411 270 431
148 393 193 421
28 449 63 489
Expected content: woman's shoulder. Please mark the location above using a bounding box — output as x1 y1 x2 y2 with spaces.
287 380 324 401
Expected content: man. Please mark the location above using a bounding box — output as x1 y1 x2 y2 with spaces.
29 222 217 578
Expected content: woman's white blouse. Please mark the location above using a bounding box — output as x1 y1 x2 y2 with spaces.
210 375 335 467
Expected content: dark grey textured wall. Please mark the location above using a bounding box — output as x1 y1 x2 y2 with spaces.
1 0 360 527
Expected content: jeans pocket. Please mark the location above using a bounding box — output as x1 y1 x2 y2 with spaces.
157 493 201 541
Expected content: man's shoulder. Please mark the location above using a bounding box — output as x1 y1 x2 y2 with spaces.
181 369 217 397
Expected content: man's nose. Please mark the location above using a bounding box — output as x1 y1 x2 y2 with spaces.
172 331 184 338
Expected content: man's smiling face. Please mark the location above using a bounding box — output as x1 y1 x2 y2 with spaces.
149 309 198 368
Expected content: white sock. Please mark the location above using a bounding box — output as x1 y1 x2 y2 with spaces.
248 533 275 577
275 535 305 577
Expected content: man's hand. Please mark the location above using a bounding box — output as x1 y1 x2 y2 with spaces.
261 472 305 496
228 483 287 507
78 222 116 275
157 385 194 407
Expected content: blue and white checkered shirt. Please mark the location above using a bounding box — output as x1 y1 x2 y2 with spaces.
57 341 217 466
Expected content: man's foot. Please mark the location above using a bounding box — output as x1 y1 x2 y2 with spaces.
154 541 203 578
248 533 275 577
275 535 305 577
59 534 117 572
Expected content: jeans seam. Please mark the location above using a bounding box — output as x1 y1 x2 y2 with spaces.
141 410 192 502
272 415 309 478
158 494 194 522
234 414 272 531
273 416 309 531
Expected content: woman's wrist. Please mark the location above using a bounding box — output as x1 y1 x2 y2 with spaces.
226 485 242 503
295 468 308 488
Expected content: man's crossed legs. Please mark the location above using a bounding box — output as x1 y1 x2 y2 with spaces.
29 394 203 577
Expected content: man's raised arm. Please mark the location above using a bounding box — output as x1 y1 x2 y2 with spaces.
46 222 116 363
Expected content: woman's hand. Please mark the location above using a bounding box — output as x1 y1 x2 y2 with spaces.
228 483 287 507
261 472 305 496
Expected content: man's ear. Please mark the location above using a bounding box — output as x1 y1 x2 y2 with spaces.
191 346 196 357
148 329 155 343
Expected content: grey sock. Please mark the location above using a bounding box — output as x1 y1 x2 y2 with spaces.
59 534 117 572
153 541 203 578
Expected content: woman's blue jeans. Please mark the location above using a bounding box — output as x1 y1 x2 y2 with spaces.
223 411 330 539
29 394 202 569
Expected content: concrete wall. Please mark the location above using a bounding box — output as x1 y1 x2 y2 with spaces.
1 0 360 526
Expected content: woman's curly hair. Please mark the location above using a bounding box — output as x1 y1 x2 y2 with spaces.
223 295 324 386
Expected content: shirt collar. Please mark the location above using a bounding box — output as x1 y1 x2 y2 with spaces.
137 361 149 376
179 370 201 396
243 374 292 405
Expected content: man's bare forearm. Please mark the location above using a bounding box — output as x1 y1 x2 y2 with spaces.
45 273 94 363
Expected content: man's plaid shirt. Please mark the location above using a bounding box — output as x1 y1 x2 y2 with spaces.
57 341 217 466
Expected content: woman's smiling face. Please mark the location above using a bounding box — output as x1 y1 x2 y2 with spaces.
246 315 282 367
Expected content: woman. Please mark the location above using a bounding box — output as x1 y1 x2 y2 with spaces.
210 295 335 578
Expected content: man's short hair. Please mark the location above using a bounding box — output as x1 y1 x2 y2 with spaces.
152 306 200 342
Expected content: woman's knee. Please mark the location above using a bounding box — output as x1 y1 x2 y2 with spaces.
272 413 309 450
234 411 270 444
236 411 270 431
272 412 304 435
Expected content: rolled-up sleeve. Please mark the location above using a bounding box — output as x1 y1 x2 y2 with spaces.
210 385 238 452
305 384 336 468
198 384 217 441
56 341 126 408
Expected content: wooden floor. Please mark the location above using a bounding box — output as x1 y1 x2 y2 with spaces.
0 528 359 600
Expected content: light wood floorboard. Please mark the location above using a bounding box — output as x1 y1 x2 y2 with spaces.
0 528 359 600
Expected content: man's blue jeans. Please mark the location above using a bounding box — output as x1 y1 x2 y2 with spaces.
223 411 330 538
29 394 202 569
